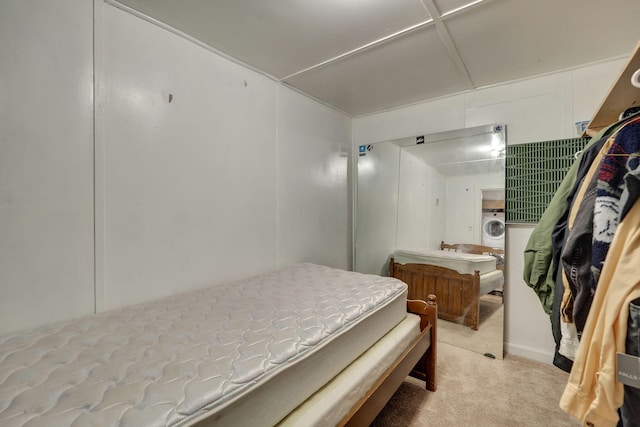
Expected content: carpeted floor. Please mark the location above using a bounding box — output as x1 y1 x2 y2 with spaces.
371 342 581 426
438 298 504 359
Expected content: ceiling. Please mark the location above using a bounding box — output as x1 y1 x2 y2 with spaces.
111 0 640 117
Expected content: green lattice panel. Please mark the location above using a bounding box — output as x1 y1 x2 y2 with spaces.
506 138 590 224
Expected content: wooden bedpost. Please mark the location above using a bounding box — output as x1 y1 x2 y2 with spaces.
469 270 481 331
407 296 437 391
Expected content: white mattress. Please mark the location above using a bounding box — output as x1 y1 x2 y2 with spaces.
393 249 497 275
277 313 422 427
478 270 505 296
0 263 408 427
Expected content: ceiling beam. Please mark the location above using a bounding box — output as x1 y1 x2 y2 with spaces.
282 19 435 81
420 0 475 89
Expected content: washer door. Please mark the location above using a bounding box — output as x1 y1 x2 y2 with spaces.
484 219 505 239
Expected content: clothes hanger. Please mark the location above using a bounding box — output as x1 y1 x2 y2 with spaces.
632 68 640 89
621 73 640 117
621 106 640 119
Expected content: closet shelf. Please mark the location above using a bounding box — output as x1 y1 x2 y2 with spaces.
586 40 640 137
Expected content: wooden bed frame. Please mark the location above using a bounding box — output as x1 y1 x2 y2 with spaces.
339 296 437 426
390 257 482 331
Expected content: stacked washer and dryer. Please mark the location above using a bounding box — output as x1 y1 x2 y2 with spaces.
480 189 505 286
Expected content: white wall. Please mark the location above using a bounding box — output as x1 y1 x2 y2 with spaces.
0 0 95 333
354 57 625 362
0 0 352 333
98 5 280 309
95 3 353 310
445 172 504 244
354 141 400 276
277 87 352 270
397 151 446 251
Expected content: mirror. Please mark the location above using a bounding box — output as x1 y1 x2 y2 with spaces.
355 124 506 358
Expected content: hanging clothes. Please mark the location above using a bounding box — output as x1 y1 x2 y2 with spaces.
554 42 640 426
559 197 640 427
559 116 640 426
525 117 629 372
560 132 617 337
554 134 616 365
620 298 640 426
523 115 632 316
592 118 640 286
551 264 575 372
523 136 603 314
526 112 640 372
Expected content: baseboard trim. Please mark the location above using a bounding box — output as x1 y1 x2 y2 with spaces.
504 342 554 364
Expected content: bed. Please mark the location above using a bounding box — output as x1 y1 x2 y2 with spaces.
390 245 503 331
0 263 437 427
439 241 505 270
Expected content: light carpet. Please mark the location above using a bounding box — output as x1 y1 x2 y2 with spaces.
438 297 504 359
371 342 581 426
